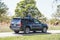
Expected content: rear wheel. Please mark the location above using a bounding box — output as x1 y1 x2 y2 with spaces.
24 27 30 34
14 30 19 33
42 27 47 33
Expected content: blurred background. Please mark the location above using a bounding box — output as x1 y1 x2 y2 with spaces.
0 0 60 32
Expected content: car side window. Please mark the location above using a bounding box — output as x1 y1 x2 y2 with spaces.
27 19 34 23
23 19 33 24
34 19 40 24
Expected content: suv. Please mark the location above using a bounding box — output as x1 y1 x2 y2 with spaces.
10 17 48 34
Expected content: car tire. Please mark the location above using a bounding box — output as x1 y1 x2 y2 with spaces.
42 27 47 33
24 27 30 34
14 30 19 33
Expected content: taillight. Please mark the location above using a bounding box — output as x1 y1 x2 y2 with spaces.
17 22 22 27
20 22 22 27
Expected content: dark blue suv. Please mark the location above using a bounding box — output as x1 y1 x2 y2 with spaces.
10 17 48 34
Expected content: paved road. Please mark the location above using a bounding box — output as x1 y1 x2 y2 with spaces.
0 30 60 38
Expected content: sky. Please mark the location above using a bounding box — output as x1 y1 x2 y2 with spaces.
3 0 57 19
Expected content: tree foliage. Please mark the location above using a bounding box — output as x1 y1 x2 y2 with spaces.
0 0 8 22
15 0 43 18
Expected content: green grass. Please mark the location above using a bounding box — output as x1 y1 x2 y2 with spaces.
0 34 60 40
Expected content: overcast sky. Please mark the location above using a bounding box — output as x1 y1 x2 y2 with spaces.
3 0 57 19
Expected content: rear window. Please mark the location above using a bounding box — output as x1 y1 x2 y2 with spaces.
11 18 21 22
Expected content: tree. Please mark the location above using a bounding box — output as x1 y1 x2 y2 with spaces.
15 0 43 18
0 0 8 22
53 5 60 18
51 5 60 25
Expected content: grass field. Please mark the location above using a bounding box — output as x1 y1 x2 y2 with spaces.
0 34 60 40
0 24 60 32
0 25 12 32
0 24 60 40
48 25 60 30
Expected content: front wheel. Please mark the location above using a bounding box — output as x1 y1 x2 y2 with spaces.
42 27 47 33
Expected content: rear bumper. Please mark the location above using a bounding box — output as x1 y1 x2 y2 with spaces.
10 26 23 31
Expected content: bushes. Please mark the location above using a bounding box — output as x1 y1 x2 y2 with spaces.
49 18 60 25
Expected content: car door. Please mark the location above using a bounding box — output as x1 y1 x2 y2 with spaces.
32 19 42 29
